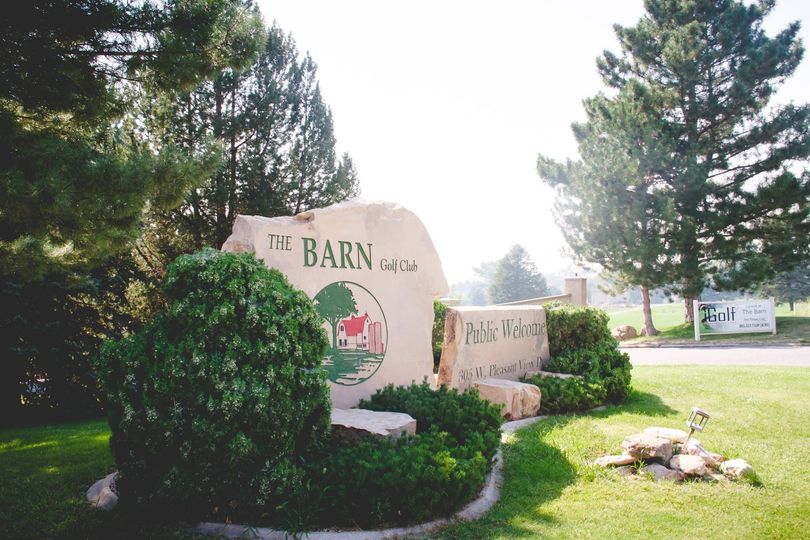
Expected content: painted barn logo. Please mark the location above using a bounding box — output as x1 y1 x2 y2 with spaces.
314 281 388 386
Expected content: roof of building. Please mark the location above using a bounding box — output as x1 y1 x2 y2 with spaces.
341 313 370 337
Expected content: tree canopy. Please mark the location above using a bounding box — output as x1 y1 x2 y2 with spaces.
489 245 551 304
539 0 810 323
0 0 265 280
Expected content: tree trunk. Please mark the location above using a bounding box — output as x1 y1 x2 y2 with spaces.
684 296 696 324
640 286 658 336
790 299 795 313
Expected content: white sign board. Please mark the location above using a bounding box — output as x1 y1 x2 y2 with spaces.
436 305 551 390
222 200 448 408
693 298 777 341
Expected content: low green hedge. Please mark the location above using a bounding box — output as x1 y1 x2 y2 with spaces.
522 374 606 414
303 382 502 528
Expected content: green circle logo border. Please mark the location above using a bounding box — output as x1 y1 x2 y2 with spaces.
319 280 388 386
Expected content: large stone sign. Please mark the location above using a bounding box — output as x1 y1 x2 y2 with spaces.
437 306 550 390
222 200 448 408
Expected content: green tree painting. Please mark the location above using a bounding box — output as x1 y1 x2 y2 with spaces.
314 282 357 349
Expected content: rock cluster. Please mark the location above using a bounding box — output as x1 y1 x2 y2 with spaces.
611 325 638 341
595 426 757 483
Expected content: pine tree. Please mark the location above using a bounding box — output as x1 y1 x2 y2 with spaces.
758 262 810 312
148 26 360 255
542 0 810 324
489 245 551 304
539 84 677 335
0 0 264 419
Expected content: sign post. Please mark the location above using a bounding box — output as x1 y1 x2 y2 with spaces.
693 300 701 341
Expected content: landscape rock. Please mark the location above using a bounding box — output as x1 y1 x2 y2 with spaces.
472 378 541 420
669 454 708 477
595 454 637 467
703 472 730 483
221 200 449 408
640 463 683 482
437 306 550 390
611 325 638 341
614 465 636 477
622 433 673 461
683 440 723 468
721 459 757 481
331 408 416 441
643 426 689 444
86 472 119 511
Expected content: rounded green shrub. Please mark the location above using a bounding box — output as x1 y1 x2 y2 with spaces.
306 383 502 528
95 249 331 520
541 303 633 409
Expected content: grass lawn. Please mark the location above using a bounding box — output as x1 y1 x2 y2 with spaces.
607 302 810 346
3 366 810 539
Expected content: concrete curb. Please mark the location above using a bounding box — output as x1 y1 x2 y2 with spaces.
192 416 549 540
620 341 807 349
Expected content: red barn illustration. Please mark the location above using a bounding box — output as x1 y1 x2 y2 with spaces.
337 312 385 354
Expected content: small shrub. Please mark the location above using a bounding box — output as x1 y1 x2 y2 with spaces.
306 383 502 527
545 303 614 356
522 375 606 414
95 249 331 521
541 303 633 408
432 300 447 372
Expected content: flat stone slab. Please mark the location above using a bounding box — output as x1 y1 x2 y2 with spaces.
622 433 673 461
595 454 636 467
472 378 541 420
331 408 416 441
642 426 689 443
86 472 118 511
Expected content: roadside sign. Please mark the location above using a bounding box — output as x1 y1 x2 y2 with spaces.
693 298 777 341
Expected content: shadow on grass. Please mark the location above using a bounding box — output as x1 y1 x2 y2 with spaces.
434 388 677 539
595 389 678 418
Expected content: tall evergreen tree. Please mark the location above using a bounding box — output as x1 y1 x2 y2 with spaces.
489 245 551 304
0 0 265 420
758 261 810 312
147 25 360 255
0 0 265 279
541 0 810 323
539 84 678 335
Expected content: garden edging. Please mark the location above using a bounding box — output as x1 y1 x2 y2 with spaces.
192 415 550 540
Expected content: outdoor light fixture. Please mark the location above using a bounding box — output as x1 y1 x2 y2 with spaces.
683 406 710 448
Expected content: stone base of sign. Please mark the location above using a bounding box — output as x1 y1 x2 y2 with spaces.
330 408 416 441
472 378 541 420
86 472 118 511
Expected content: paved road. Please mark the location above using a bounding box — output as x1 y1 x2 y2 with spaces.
624 345 810 366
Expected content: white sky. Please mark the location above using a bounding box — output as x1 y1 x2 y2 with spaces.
257 0 810 284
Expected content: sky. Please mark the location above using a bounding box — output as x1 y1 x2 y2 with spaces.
256 0 810 285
